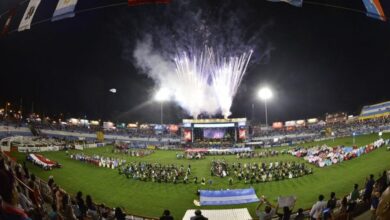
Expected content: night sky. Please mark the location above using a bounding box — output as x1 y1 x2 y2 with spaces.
0 0 389 124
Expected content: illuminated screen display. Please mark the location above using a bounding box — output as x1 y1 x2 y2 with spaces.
183 129 192 142
203 128 226 139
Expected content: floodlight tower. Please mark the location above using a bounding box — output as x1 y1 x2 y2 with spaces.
257 87 273 127
154 88 170 125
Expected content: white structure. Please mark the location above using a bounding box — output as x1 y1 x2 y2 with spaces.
182 208 252 220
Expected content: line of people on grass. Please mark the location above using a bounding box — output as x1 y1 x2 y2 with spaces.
70 153 127 169
112 147 154 157
236 149 288 159
176 152 205 160
211 160 313 183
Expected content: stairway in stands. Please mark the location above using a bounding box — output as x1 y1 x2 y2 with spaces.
29 124 41 136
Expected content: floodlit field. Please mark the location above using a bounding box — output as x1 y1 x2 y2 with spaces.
13 133 390 219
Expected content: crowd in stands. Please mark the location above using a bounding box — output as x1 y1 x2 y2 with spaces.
254 172 390 220
0 151 139 220
253 117 390 138
253 117 390 145
118 162 192 184
289 138 388 167
210 160 313 183
30 121 180 140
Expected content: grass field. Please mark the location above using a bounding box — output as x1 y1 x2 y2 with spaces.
13 133 390 219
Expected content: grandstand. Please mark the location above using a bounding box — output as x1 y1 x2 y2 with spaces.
360 101 390 120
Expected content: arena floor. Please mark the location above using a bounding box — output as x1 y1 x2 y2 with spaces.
13 133 390 219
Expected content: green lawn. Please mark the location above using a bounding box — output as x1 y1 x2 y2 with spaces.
13 133 390 219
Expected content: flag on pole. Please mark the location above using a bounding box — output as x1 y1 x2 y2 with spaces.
362 0 386 21
266 0 303 7
52 0 79 22
18 0 41 32
128 0 171 6
2 8 17 36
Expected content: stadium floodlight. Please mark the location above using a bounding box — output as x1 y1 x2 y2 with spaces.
154 88 170 102
258 87 273 100
257 87 273 127
155 88 171 125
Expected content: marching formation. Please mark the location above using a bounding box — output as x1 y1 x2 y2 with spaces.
112 148 155 157
118 162 192 184
236 149 286 159
211 160 313 183
70 153 127 169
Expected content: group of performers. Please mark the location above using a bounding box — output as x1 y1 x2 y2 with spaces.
70 153 127 169
112 148 154 157
211 160 313 183
176 152 205 160
235 149 287 159
118 162 192 184
289 139 387 167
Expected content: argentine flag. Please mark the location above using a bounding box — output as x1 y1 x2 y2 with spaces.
200 188 259 206
18 0 41 32
52 0 79 22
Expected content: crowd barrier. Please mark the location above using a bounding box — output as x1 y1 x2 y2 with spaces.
18 145 62 152
74 142 106 150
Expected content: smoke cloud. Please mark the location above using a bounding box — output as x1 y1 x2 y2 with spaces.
126 0 272 118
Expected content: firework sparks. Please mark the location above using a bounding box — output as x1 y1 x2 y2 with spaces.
172 47 253 118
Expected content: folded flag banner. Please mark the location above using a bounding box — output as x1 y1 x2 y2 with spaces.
362 0 386 21
2 8 17 36
28 153 57 168
128 0 171 6
52 0 79 22
199 188 259 206
267 0 303 7
18 0 41 32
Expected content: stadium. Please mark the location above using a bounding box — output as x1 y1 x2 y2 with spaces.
1 1 390 220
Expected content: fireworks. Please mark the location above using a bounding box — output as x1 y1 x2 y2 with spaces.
133 37 253 119
172 47 253 118
210 49 253 118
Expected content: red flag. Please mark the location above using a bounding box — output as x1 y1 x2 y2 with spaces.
128 0 171 6
2 8 17 36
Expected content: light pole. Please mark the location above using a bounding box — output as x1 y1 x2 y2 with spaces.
154 88 170 125
4 102 10 119
257 87 273 127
